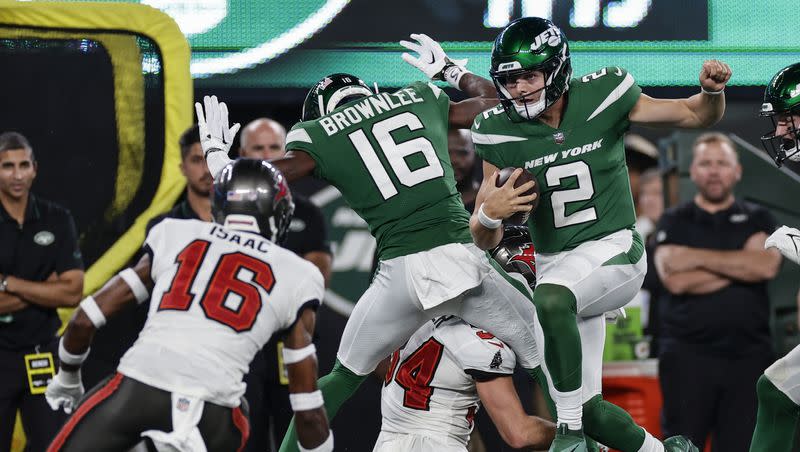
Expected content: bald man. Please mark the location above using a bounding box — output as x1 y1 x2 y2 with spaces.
239 118 332 452
239 118 287 160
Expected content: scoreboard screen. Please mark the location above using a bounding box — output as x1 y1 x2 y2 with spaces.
48 0 800 87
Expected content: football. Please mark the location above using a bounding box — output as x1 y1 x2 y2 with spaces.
495 167 539 225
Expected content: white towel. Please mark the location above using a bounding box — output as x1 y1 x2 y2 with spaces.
406 243 490 310
142 393 206 452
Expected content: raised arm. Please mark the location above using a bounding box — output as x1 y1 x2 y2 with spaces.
283 308 332 451
477 375 556 449
629 60 731 129
45 254 153 413
400 34 499 129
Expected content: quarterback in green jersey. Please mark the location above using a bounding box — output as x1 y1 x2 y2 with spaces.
750 62 800 452
196 35 552 452
464 17 730 452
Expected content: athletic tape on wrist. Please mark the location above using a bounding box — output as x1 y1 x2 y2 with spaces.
79 296 106 328
478 204 502 230
289 390 324 411
701 86 724 96
443 64 471 90
118 268 149 303
282 344 316 364
58 337 90 366
298 430 334 452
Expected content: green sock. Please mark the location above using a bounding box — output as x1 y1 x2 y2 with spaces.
527 367 599 451
582 395 645 452
532 284 582 392
279 360 367 452
749 374 800 452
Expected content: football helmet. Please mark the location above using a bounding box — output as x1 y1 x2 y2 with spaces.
760 62 800 166
490 17 571 121
302 73 375 121
490 225 536 289
212 159 294 244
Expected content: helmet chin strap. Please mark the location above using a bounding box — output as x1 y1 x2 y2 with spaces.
513 89 547 119
223 215 261 234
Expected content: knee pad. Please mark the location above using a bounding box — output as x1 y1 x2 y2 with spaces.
533 283 577 318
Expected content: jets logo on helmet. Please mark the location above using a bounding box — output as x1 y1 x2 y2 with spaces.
760 62 800 166
530 26 562 52
490 17 572 122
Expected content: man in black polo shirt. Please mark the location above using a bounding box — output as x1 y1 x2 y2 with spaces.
239 117 332 452
653 132 782 452
0 132 84 451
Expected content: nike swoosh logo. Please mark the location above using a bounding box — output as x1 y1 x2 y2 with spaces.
428 54 436 64
788 233 800 254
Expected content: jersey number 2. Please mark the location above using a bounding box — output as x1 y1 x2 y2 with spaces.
348 112 444 200
159 240 275 332
384 338 444 410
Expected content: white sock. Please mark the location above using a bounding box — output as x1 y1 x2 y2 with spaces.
552 387 583 430
637 431 664 452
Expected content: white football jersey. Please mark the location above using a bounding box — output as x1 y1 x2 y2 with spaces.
380 316 516 446
117 218 324 407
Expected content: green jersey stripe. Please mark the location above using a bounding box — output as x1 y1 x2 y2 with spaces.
471 131 528 145
587 72 636 121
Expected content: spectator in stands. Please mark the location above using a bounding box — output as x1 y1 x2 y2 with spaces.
239 118 287 161
238 118 332 452
635 168 667 357
448 129 479 213
0 131 84 450
653 132 782 452
625 134 660 208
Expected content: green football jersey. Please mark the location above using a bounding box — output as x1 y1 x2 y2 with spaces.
472 67 642 253
286 81 472 260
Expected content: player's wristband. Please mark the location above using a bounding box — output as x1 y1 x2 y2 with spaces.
442 62 471 90
283 343 317 364
289 390 324 411
79 296 106 328
298 431 334 452
118 268 149 304
58 337 90 366
701 86 724 96
478 204 502 230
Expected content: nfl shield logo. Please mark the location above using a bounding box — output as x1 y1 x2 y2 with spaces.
177 397 190 412
553 132 565 144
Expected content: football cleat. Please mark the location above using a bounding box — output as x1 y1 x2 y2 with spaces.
663 435 699 452
549 424 588 452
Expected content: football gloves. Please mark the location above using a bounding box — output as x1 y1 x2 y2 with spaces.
766 225 800 265
195 95 241 159
400 34 469 89
45 370 84 414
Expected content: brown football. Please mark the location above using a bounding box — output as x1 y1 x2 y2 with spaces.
495 167 539 225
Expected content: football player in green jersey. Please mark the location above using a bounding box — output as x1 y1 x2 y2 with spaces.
461 17 729 452
749 62 800 452
196 35 555 452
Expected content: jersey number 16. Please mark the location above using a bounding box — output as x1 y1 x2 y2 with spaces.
158 239 275 332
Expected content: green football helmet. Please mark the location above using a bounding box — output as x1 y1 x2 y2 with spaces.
760 62 800 166
490 17 571 121
302 73 375 121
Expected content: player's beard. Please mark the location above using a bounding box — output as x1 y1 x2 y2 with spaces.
190 175 213 197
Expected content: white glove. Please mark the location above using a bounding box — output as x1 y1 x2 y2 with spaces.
45 370 84 414
194 95 241 158
766 225 800 265
400 33 469 89
605 307 627 324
